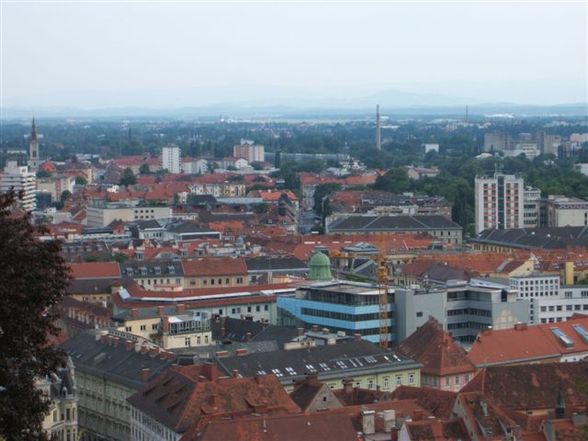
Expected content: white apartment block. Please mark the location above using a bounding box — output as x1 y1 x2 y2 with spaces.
536 285 588 324
1 161 37 211
161 146 181 174
474 174 524 234
233 140 265 163
509 274 560 324
523 186 541 228
86 202 171 227
37 175 75 201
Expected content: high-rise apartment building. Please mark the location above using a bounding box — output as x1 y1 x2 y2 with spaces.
1 161 37 211
161 145 181 174
475 174 524 234
233 139 264 163
523 186 541 228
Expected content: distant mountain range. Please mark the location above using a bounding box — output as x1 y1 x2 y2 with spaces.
2 88 586 119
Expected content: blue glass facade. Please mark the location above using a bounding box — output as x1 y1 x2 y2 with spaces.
278 289 395 344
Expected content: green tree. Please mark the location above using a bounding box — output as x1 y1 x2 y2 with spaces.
36 170 51 178
0 190 69 440
374 167 411 193
60 190 72 204
139 163 150 175
75 176 87 186
119 167 137 186
313 183 342 215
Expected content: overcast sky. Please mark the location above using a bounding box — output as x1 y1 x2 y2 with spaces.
1 1 587 108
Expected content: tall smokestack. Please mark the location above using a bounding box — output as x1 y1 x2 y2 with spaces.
376 105 382 150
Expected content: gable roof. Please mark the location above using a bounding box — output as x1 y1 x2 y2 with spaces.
127 366 300 433
404 418 471 441
462 362 588 412
390 386 458 419
396 317 475 376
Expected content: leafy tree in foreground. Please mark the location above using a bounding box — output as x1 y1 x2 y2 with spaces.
0 190 69 440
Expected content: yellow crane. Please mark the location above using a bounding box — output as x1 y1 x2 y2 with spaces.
331 237 391 350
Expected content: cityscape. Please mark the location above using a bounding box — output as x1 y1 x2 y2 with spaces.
0 2 587 441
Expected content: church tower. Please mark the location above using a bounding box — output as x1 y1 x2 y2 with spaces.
28 118 40 171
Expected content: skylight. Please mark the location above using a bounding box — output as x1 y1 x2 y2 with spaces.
551 327 574 348
572 324 588 343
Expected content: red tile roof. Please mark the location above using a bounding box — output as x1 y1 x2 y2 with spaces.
128 365 300 434
467 317 588 367
69 261 121 279
181 258 248 277
389 386 458 420
396 317 475 377
404 418 471 441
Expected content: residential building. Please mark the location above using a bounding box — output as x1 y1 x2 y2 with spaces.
161 145 181 174
121 260 183 289
37 175 75 201
245 255 308 283
60 331 177 441
474 174 524 234
216 339 421 392
68 261 121 303
396 317 476 392
467 315 588 367
404 165 440 180
278 280 395 344
1 161 37 211
38 360 79 441
509 273 560 323
326 215 463 245
233 140 265 163
423 143 440 154
545 195 588 227
188 182 246 198
128 363 300 441
182 157 208 175
221 157 249 170
483 132 512 152
471 226 588 252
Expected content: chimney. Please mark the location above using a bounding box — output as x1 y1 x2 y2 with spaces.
297 327 305 336
215 350 229 358
149 347 159 357
162 317 170 333
311 325 319 332
236 348 248 356
202 362 219 382
112 336 120 348
514 322 527 331
157 306 165 317
353 333 362 341
383 409 396 433
343 378 353 394
322 328 330 335
245 332 253 342
125 340 134 351
232 369 240 378
361 410 375 435
176 303 187 314
140 345 149 354
141 368 150 382
130 308 138 319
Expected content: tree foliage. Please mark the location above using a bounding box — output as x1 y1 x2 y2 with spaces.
0 190 69 440
119 167 137 186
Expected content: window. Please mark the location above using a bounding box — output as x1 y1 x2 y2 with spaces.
218 309 223 315
383 377 390 390
445 377 450 386
416 311 423 318
455 375 460 385
185 337 191 347
226 278 230 284
125 326 132 332
368 379 374 389
66 408 70 421
409 373 415 384
237 277 243 284
140 325 146 331
264 305 269 311
396 375 402 386
256 305 260 312
152 323 158 330
247 306 252 313
218 278 222 285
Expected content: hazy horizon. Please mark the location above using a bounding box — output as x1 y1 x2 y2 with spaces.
2 2 587 110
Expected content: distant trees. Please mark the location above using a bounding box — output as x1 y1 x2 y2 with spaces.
36 170 51 178
0 190 69 440
119 167 137 186
313 183 342 215
374 167 411 193
139 163 151 175
75 176 87 186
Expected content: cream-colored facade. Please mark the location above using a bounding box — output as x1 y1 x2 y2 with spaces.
184 273 247 289
39 363 79 441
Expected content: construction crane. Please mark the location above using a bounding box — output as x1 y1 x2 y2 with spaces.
331 238 391 350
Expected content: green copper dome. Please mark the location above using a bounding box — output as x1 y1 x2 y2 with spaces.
308 250 332 281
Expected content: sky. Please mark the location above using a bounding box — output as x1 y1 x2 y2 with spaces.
1 1 587 109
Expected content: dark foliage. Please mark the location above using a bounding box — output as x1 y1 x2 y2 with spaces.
0 190 69 440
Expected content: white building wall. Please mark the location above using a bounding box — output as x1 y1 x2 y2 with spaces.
161 146 181 174
1 161 37 211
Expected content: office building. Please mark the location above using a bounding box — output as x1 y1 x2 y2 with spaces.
1 161 37 211
545 195 588 227
161 145 181 174
523 186 541 228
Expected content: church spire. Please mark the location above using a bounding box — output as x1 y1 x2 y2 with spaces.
31 117 38 142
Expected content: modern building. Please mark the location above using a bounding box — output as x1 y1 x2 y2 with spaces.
278 280 395 344
545 195 588 227
508 273 560 323
233 139 265 163
483 132 512 152
523 186 541 228
0 161 37 211
394 279 530 344
37 175 75 202
86 201 171 227
474 174 524 234
161 145 181 174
